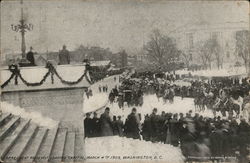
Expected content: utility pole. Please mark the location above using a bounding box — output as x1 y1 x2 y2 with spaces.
11 0 33 60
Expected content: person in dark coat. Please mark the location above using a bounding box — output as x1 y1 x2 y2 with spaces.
141 114 151 141
112 87 119 97
124 108 141 139
112 116 119 135
91 112 100 137
100 107 113 136
237 119 250 163
99 85 102 93
116 116 124 136
26 46 36 66
210 123 224 158
168 114 180 146
179 121 197 159
118 93 124 109
149 108 158 142
59 45 70 65
84 113 92 137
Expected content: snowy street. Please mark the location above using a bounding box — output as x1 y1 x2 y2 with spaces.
83 74 216 122
85 136 184 163
83 75 119 114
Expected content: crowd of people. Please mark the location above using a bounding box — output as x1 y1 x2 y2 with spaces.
84 70 250 162
108 71 250 119
84 106 250 162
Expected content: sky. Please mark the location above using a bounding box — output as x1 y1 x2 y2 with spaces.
0 0 249 57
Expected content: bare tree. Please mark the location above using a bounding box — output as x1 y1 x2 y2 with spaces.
210 38 223 69
196 41 213 69
181 52 191 68
235 30 250 73
143 29 179 68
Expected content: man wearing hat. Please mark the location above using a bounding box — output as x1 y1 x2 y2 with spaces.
59 45 70 65
124 108 141 139
26 46 36 66
99 107 113 136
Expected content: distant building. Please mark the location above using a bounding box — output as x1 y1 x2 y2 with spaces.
34 55 47 66
120 50 128 68
170 21 249 68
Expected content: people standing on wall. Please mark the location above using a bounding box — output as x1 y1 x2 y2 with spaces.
59 45 70 65
26 46 36 66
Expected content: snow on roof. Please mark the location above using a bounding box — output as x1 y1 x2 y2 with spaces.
1 64 91 92
90 60 111 67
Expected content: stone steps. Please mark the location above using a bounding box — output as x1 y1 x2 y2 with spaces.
19 127 48 163
3 123 38 163
35 127 58 163
74 131 85 162
62 131 75 162
0 113 85 163
0 116 20 141
49 128 67 163
0 113 12 127
0 119 30 160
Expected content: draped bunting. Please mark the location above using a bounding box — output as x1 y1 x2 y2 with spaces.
1 62 92 89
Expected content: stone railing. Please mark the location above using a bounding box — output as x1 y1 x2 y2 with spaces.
1 63 92 92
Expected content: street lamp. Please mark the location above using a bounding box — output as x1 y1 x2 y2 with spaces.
11 0 33 60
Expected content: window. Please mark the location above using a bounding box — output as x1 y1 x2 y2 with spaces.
210 32 221 41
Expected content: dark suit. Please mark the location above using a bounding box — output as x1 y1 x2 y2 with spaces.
59 49 70 65
100 112 113 136
26 51 35 66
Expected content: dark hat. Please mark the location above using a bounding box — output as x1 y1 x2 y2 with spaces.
105 107 110 111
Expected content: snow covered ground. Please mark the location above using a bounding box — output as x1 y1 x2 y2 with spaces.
0 101 58 129
176 66 247 77
85 90 242 123
83 75 119 114
85 136 185 163
83 72 240 121
83 92 109 113
91 95 214 122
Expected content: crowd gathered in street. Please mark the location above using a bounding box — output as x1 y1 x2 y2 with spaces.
108 71 250 118
84 70 250 162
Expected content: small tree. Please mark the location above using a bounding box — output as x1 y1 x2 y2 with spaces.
235 30 250 73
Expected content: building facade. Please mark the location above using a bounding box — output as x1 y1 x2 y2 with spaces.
171 21 249 69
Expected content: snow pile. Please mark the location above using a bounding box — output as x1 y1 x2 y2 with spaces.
85 136 184 163
83 93 108 113
0 101 58 129
176 66 247 77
